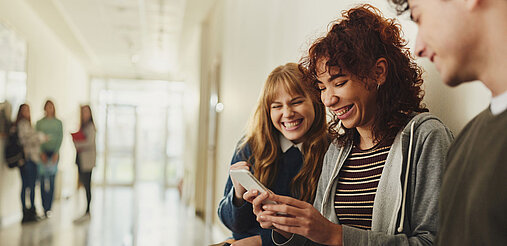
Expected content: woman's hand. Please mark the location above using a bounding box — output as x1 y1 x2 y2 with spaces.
242 189 259 204
41 133 50 142
229 161 251 206
260 195 343 246
231 235 261 246
40 153 48 163
244 190 276 229
51 153 59 163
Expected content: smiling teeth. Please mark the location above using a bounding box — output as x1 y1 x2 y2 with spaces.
285 121 301 128
336 106 351 116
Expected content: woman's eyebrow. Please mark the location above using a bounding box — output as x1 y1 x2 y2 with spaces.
329 73 346 82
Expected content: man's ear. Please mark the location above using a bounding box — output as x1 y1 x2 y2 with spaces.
374 57 388 86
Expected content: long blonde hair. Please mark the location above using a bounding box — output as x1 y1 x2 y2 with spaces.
241 63 328 203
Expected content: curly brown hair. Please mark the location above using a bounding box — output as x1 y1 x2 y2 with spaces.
300 4 427 146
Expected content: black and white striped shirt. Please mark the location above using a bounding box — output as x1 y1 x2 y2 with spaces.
334 143 391 229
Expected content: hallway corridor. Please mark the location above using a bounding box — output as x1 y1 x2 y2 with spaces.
0 0 497 245
0 183 214 246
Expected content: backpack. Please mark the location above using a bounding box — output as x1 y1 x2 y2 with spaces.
4 125 24 168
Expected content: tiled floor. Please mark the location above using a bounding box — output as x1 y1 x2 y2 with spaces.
0 183 218 246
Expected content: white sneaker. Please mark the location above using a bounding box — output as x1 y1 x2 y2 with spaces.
73 213 90 224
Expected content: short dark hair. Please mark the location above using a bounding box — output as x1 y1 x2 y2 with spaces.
388 0 410 15
44 100 56 116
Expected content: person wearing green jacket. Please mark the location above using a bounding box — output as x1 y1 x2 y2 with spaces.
35 100 63 218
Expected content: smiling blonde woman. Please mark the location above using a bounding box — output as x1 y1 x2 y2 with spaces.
217 63 329 245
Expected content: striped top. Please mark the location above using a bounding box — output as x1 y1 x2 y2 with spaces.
334 142 391 229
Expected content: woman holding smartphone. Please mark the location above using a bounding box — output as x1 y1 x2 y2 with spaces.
217 63 329 245
247 5 454 245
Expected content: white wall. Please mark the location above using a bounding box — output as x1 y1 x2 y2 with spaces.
199 0 227 237
179 26 202 210
207 0 491 237
0 0 89 226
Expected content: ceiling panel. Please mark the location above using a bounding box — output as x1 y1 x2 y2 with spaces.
52 0 187 79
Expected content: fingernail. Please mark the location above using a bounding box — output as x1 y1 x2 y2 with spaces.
253 190 258 195
259 215 264 219
262 205 267 210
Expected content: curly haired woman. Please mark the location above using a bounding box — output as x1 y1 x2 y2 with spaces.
246 5 454 245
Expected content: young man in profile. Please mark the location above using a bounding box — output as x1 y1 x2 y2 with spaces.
389 0 507 245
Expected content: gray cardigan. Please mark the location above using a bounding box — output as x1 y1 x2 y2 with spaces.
73 123 96 172
272 113 454 245
18 119 45 162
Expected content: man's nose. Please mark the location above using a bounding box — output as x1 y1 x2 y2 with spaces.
415 31 427 58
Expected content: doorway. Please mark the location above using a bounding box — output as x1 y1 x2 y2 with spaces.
104 104 137 186
91 79 184 188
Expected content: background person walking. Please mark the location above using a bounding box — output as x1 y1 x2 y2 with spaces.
35 100 63 218
16 103 47 223
73 105 96 223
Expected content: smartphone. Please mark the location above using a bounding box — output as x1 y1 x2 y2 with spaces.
230 169 277 205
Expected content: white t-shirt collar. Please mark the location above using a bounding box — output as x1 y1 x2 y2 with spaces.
279 134 303 153
490 89 507 115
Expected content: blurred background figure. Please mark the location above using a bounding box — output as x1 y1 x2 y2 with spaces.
72 105 96 223
0 101 11 139
35 100 63 218
16 104 47 223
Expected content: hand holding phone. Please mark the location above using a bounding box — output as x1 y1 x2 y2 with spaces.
229 162 251 201
230 169 277 205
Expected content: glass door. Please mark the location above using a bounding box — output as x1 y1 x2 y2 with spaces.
104 104 137 186
90 79 185 188
136 106 167 183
